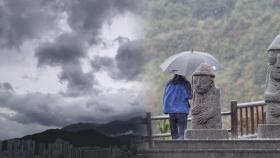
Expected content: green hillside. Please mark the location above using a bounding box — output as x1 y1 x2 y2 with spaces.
141 0 280 112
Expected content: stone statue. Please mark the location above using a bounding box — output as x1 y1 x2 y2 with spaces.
257 34 280 138
191 63 222 129
265 34 280 124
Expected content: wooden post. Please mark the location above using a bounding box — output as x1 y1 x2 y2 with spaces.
240 108 243 136
230 100 238 138
146 112 153 148
250 106 255 134
256 106 260 125
245 107 249 135
261 106 265 123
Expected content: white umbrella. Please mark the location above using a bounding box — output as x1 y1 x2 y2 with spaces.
160 50 222 76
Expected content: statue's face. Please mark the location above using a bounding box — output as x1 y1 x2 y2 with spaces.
193 75 214 94
269 50 280 81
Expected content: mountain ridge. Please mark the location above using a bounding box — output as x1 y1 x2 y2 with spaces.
62 116 144 136
21 128 122 148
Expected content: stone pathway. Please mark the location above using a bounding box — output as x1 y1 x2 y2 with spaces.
136 139 280 158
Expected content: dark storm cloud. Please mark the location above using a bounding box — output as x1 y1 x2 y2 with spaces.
59 64 97 97
35 33 96 97
65 0 140 44
114 40 146 80
0 91 84 126
33 0 142 96
90 40 150 81
35 33 85 67
0 89 144 126
0 0 58 48
0 0 140 48
65 0 112 44
0 0 146 139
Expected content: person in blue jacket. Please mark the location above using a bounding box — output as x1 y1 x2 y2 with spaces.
163 74 192 139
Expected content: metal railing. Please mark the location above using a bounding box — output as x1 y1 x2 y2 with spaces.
143 100 267 147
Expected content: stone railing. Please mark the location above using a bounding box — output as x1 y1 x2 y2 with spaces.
142 100 266 147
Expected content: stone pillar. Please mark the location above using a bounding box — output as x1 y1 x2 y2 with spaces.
258 34 280 138
185 63 228 139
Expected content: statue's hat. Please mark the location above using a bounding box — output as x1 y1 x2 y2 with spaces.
268 34 280 51
192 63 215 77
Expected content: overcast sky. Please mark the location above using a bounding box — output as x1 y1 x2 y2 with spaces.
0 0 147 140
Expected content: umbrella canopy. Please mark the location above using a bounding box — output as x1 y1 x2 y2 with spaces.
160 51 222 76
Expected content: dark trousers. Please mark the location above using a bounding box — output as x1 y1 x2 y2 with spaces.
169 113 188 139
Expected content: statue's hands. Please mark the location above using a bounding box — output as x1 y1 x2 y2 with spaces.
191 106 201 115
198 113 209 124
197 111 216 124
192 106 207 115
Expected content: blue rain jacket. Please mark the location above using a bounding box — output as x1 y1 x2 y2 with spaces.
163 80 190 114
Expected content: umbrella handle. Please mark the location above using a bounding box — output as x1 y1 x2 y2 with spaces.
191 75 196 107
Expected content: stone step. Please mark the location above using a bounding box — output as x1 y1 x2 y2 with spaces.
131 154 147 158
153 139 280 150
138 149 280 158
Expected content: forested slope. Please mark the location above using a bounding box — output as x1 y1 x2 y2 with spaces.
141 0 280 112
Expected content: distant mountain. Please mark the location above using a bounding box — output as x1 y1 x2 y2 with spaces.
21 129 122 148
0 127 143 158
0 117 145 151
62 117 144 136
